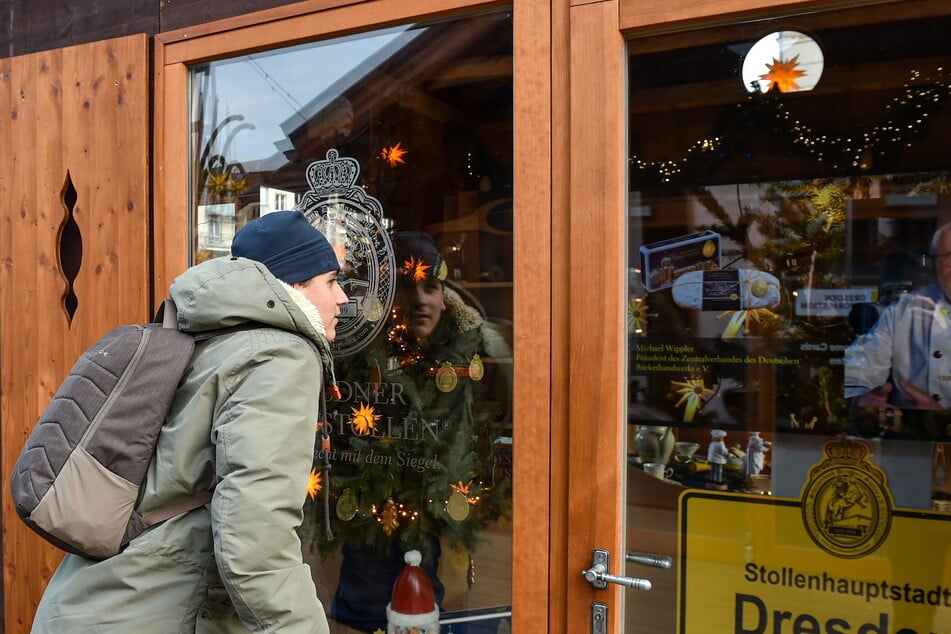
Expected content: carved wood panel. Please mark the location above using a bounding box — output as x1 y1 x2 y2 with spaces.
0 34 151 633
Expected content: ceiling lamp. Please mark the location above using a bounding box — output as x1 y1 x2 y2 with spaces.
742 30 824 94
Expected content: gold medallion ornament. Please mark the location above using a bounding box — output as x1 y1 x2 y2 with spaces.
446 491 471 521
380 499 399 535
801 439 893 559
435 362 458 393
468 354 484 382
451 546 470 573
336 489 358 521
362 295 384 322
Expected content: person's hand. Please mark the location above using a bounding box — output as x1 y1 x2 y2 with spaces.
855 383 894 409
899 379 943 410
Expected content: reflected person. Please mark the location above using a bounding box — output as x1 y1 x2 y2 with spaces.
845 222 951 415
321 231 513 633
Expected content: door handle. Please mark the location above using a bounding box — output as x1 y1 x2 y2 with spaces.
626 551 673 569
582 548 652 591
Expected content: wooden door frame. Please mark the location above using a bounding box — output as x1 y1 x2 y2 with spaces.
620 0 838 31
565 1 892 632
565 2 626 633
152 0 562 631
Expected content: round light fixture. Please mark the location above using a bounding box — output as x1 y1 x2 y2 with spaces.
742 30 823 94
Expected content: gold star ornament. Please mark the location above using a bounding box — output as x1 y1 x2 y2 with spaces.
759 55 807 93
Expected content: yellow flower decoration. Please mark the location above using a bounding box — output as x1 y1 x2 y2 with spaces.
204 171 230 197
671 378 714 422
350 402 381 435
627 296 655 335
228 176 248 197
809 183 847 232
719 311 748 339
716 308 777 339
307 468 322 500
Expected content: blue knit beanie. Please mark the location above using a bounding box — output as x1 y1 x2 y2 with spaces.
231 210 339 284
393 231 447 281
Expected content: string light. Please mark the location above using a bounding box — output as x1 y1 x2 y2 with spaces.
629 67 949 183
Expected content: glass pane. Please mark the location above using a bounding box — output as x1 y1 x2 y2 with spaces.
625 2 950 632
189 11 514 633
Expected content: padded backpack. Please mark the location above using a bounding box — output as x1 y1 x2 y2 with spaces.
9 301 246 560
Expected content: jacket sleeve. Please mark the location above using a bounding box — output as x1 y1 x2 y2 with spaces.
211 329 329 633
844 302 899 399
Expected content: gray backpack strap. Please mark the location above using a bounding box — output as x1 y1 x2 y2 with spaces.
157 297 263 341
162 299 178 329
139 490 214 529
148 298 179 328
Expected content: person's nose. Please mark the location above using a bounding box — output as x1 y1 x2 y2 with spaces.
335 282 348 305
403 285 426 306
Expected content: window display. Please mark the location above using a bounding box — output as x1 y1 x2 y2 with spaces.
625 5 951 631
188 10 514 633
626 3 951 502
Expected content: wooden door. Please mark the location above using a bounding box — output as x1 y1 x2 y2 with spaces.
0 34 152 632
155 0 559 631
569 1 951 632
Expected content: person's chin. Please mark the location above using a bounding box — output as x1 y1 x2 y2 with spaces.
410 317 435 335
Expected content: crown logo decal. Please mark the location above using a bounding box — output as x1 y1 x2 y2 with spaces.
294 148 393 358
823 439 869 463
303 149 360 196
298 149 384 220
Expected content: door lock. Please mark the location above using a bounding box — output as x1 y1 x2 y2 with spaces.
591 601 608 634
582 548 652 591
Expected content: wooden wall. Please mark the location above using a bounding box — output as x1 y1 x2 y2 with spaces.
0 34 151 632
0 0 310 58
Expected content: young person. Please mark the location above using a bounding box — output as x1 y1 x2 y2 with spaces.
325 231 512 632
32 210 347 633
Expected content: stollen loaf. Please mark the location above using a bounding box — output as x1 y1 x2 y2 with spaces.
671 268 781 311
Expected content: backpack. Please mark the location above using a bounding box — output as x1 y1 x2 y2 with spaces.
9 300 249 560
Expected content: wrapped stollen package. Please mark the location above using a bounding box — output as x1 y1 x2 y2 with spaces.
672 268 781 311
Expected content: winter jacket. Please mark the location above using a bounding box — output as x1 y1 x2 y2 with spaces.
325 283 512 631
32 257 333 633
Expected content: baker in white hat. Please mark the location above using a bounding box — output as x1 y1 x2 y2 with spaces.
707 429 731 484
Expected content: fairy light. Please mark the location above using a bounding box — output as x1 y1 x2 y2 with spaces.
367 502 420 523
629 68 949 183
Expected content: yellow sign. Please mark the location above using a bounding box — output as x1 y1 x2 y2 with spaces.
678 440 951 634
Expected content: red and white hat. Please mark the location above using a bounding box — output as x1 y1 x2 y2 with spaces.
386 550 440 634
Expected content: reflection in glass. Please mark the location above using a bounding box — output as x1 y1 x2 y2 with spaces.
741 30 824 94
188 10 514 633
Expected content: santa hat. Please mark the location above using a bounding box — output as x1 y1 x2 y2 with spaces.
386 550 440 634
